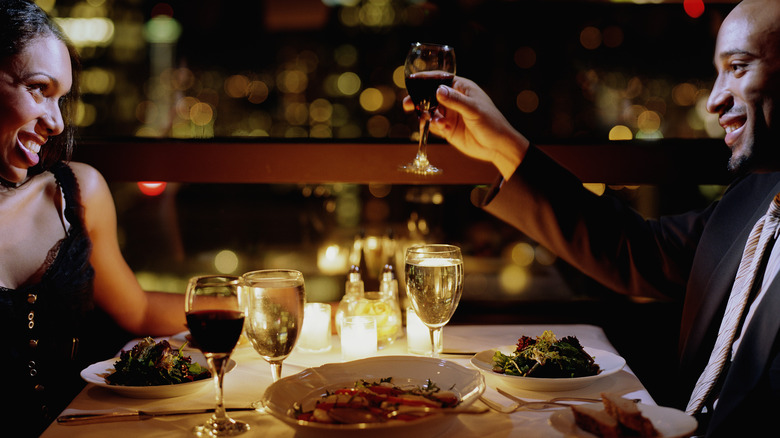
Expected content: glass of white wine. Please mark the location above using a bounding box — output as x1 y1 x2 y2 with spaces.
240 269 305 382
404 244 463 358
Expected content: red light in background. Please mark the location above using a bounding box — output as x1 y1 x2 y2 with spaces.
684 0 705 18
137 182 167 196
151 3 174 17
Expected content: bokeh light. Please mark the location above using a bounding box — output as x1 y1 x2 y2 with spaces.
516 90 539 113
337 72 362 96
214 250 239 274
684 0 705 18
609 125 633 140
137 182 167 196
580 26 601 50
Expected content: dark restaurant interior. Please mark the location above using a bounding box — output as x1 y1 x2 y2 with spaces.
42 0 740 406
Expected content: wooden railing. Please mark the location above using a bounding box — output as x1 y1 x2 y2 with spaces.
73 138 734 185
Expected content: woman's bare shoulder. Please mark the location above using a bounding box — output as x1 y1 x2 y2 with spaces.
63 161 114 220
65 161 110 196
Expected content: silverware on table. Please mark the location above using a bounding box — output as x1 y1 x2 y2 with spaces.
497 387 604 405
440 350 478 356
57 407 258 425
480 388 603 414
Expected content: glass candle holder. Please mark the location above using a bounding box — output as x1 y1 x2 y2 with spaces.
406 306 443 355
340 315 377 361
297 302 332 353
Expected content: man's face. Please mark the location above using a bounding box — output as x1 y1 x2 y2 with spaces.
707 0 780 173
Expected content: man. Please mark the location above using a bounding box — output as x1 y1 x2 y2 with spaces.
404 0 780 436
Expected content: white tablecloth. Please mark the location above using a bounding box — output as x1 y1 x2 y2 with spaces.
41 324 655 437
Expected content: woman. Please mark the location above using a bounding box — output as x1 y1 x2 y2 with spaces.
0 1 185 434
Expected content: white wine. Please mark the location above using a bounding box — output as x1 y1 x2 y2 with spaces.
405 257 463 328
243 283 305 362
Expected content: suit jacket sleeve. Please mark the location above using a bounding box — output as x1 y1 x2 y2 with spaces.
480 144 713 301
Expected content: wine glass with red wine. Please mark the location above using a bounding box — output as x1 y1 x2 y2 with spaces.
185 275 250 437
400 42 456 175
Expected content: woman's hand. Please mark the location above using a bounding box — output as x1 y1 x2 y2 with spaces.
403 76 529 180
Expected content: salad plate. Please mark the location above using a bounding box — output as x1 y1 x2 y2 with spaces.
549 402 697 437
470 345 625 392
80 351 235 399
260 355 485 434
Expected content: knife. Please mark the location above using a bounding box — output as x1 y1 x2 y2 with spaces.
57 407 258 425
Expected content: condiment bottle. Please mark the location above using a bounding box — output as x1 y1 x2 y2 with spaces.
335 265 364 337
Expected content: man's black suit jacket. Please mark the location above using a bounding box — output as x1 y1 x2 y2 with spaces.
481 146 780 437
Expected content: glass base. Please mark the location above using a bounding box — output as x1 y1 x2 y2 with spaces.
192 416 250 437
398 162 442 175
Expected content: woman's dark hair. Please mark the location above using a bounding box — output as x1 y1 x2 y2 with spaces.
0 0 81 177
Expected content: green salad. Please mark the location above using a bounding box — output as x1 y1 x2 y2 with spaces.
106 337 210 386
491 330 600 378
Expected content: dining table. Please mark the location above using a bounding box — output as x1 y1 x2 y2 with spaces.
41 323 660 438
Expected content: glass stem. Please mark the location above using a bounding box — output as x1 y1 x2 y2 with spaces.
428 327 441 359
270 362 283 382
415 113 431 167
208 355 230 423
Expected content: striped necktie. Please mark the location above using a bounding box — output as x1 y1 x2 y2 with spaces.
686 193 780 415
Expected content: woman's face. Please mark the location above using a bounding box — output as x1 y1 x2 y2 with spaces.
0 35 72 184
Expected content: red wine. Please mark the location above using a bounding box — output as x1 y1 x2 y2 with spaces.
405 71 454 115
186 310 245 354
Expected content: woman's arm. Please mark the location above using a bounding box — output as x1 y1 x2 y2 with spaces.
69 161 186 336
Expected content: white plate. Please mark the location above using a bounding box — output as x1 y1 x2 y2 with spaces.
260 356 485 435
80 352 235 399
470 345 625 392
167 331 192 350
549 402 698 437
168 330 251 351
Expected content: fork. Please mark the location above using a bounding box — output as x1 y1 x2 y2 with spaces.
497 388 603 406
479 392 587 414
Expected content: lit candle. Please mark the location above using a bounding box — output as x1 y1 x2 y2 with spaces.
341 316 377 361
297 303 332 353
317 244 349 275
406 307 443 355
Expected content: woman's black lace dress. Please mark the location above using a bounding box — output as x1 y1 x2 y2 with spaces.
0 163 95 437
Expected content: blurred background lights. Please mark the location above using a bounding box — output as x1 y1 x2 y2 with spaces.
190 102 214 126
516 90 539 113
337 72 362 96
214 250 239 274
672 83 698 106
334 44 358 67
359 88 383 112
580 26 602 50
510 242 535 267
75 101 97 127
277 69 308 94
513 47 536 69
684 0 705 19
81 68 115 94
57 17 115 47
366 114 390 137
499 264 529 296
609 125 633 140
224 75 250 98
144 15 182 44
637 110 662 134
602 25 624 48
310 99 334 123
137 182 167 196
247 81 270 104
392 66 405 88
